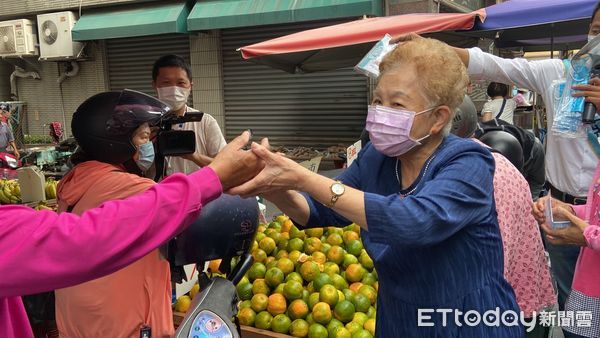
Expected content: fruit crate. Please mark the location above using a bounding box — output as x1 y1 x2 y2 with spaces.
174 312 292 338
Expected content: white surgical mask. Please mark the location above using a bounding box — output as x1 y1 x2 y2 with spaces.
157 86 190 110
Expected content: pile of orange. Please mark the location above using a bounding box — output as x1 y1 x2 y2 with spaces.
235 215 377 338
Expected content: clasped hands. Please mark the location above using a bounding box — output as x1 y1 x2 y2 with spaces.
532 196 589 247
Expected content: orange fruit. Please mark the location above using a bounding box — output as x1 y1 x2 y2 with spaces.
299 261 320 282
272 314 292 334
283 280 304 301
255 311 273 329
305 228 324 238
255 232 266 243
304 237 322 254
274 283 286 295
319 284 339 307
267 293 287 316
358 251 374 271
285 271 304 284
287 238 305 252
237 307 256 326
277 257 295 275
323 262 341 276
208 259 222 273
337 290 346 302
343 254 359 269
189 283 200 300
306 313 315 325
366 306 376 319
265 267 285 288
312 251 327 265
345 240 364 257
288 250 302 264
288 299 309 320
349 282 363 294
321 243 332 255
259 237 277 255
290 319 310 337
345 264 366 283
236 281 253 301
342 288 356 303
247 262 266 281
308 323 328 338
174 295 191 313
276 215 289 223
351 328 373 338
361 272 377 286
326 233 344 246
331 274 348 290
332 327 352 338
268 221 282 230
334 300 355 323
266 258 277 270
313 272 333 292
251 293 269 312
282 219 294 232
364 318 376 336
252 278 270 296
327 246 346 265
352 312 369 326
351 293 371 313
289 225 306 240
358 285 377 305
342 231 359 245
327 318 344 336
312 302 332 325
257 224 266 233
308 292 320 310
345 321 362 334
276 249 289 259
239 300 252 309
252 248 267 263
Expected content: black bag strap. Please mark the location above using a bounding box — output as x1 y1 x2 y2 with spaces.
496 99 507 119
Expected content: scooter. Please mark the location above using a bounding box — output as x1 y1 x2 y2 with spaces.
0 152 21 179
168 193 259 338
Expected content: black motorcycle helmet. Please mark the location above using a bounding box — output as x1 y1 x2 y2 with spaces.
171 194 259 273
479 130 525 172
71 89 170 165
450 95 478 138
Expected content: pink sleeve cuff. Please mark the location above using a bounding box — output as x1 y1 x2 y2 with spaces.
571 204 587 219
584 225 600 252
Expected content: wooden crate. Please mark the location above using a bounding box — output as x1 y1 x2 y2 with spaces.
174 312 293 338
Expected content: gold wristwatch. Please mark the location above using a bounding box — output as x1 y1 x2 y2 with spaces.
327 181 345 208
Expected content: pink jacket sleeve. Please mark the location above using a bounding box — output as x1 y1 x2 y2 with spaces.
0 167 222 297
572 204 588 219
584 225 600 252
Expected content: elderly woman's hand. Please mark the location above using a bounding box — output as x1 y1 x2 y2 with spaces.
532 196 575 224
227 140 312 198
540 206 589 246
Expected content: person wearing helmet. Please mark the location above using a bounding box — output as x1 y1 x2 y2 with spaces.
451 96 546 200
0 123 263 338
452 95 555 337
52 89 191 337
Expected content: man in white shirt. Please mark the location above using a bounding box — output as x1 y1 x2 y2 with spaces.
444 6 600 319
152 55 226 175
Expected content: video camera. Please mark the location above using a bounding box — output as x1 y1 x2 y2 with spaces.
153 111 204 181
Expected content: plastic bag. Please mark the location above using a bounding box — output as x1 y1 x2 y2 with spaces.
552 35 600 137
354 34 397 78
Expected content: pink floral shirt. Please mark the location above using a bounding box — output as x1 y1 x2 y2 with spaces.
490 150 556 316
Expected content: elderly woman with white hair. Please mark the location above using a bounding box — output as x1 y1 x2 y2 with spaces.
230 38 521 337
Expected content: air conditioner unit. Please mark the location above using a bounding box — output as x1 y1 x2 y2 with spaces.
0 19 38 57
37 11 83 61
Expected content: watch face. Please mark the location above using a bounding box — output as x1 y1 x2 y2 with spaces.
332 183 345 195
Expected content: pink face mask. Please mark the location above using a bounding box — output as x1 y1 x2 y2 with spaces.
365 105 433 157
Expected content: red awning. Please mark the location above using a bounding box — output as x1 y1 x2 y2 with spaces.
238 10 485 73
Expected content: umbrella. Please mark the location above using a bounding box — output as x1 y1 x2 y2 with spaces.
238 10 485 73
465 0 597 50
239 0 598 73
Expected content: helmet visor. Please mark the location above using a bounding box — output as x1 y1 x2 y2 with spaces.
106 89 170 136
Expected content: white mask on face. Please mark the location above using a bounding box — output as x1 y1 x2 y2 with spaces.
589 34 598 43
156 86 190 110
